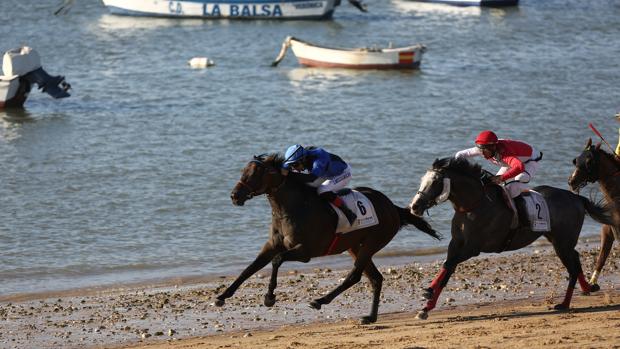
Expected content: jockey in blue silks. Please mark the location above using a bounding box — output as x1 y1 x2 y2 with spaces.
281 144 357 225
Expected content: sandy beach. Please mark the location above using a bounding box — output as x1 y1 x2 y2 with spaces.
1 243 619 349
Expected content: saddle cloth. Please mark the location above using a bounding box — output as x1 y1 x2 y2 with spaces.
329 190 379 234
505 189 550 232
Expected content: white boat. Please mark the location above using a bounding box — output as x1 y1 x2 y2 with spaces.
101 0 365 19
402 0 517 6
272 36 426 69
0 47 71 109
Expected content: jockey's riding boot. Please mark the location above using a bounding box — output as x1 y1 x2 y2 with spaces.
332 196 357 225
340 204 358 226
514 195 528 227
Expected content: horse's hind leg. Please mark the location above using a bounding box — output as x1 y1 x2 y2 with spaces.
360 260 383 324
553 245 590 310
215 243 278 306
265 244 310 307
309 248 372 319
590 225 615 292
344 247 383 324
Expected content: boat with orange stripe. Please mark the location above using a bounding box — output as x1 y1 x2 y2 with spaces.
272 36 426 70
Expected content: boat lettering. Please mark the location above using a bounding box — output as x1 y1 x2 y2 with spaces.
294 2 324 9
203 4 222 16
228 4 282 17
168 1 183 14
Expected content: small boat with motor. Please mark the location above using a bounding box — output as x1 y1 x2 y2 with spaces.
0 47 71 109
272 36 426 69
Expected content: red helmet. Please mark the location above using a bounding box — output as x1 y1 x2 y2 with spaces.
475 130 498 145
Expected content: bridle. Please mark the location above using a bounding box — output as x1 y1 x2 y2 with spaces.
573 147 601 190
235 159 285 199
414 170 451 213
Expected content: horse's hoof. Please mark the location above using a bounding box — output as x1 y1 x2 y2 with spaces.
415 310 428 320
308 300 322 310
590 283 601 293
264 294 276 307
359 316 376 325
553 303 569 311
422 287 433 300
214 299 225 307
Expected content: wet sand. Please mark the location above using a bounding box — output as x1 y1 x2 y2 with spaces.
1 244 619 349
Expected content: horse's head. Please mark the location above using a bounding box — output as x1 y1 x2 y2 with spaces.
409 157 488 216
409 159 452 216
231 154 285 206
568 139 601 193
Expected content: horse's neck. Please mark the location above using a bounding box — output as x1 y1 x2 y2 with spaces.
449 174 488 211
598 155 620 202
267 180 315 215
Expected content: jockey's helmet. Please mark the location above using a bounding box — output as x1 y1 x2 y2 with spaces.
475 130 498 146
283 144 305 169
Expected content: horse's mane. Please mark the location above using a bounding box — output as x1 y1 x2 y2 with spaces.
256 153 285 168
256 152 318 195
590 143 618 165
432 157 483 178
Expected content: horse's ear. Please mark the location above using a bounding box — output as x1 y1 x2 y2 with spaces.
586 138 592 148
253 155 260 160
595 142 602 150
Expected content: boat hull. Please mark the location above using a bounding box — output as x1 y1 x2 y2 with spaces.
290 40 425 69
0 77 29 109
102 0 339 19
404 0 518 6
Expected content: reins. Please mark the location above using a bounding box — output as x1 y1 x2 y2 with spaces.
236 159 287 199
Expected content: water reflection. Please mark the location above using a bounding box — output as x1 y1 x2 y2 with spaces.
95 13 208 32
0 108 33 142
286 67 419 91
1 108 34 123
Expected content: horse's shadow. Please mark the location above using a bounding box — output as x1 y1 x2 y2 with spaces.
444 303 620 323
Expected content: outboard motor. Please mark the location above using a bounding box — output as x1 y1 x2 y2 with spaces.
0 46 71 108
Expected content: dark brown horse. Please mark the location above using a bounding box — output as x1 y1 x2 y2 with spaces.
568 139 620 291
215 154 440 324
409 157 614 319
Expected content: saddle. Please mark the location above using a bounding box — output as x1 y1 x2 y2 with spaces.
330 189 379 234
501 188 550 232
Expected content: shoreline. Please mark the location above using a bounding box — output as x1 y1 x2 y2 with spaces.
118 291 620 349
1 243 618 349
0 233 604 303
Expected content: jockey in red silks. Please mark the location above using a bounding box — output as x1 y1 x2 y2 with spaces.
455 130 542 199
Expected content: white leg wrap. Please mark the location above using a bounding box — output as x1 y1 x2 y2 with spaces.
589 270 600 285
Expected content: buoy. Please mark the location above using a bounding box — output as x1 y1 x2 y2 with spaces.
188 57 214 68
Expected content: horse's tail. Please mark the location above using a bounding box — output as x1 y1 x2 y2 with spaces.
396 206 441 240
580 196 614 225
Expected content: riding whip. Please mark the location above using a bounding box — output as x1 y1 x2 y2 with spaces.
588 123 617 155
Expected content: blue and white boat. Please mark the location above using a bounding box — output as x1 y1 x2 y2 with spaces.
404 0 517 6
102 0 357 19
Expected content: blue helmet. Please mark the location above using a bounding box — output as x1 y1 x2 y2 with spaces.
283 144 305 169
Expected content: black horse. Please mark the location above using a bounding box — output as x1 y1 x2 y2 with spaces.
409 157 614 319
568 139 620 291
216 154 440 324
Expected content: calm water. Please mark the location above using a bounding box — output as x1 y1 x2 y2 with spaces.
0 0 619 296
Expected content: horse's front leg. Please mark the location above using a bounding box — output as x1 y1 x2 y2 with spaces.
265 244 310 307
589 225 615 292
417 237 473 320
215 242 279 306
